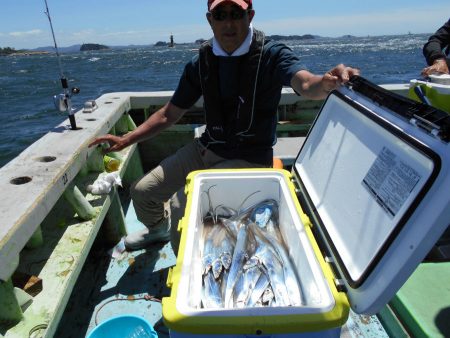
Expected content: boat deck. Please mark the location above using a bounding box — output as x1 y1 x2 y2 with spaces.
2 85 449 338
55 201 174 337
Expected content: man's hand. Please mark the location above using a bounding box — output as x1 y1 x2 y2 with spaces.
322 64 360 92
292 64 360 100
87 102 187 153
421 58 449 76
88 134 129 153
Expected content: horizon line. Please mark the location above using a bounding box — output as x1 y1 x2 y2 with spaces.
2 31 431 51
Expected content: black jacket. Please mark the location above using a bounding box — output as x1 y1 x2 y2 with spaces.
198 30 279 166
423 19 450 65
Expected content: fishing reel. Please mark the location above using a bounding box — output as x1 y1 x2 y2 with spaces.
53 87 80 113
53 78 80 130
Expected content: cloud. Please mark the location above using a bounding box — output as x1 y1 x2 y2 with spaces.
102 30 149 37
9 29 43 37
71 29 95 38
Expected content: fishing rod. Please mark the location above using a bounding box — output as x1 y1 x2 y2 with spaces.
43 0 79 130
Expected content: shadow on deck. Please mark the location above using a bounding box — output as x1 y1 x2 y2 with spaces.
56 201 175 338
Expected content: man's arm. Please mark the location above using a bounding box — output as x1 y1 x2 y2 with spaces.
88 101 188 152
291 64 359 100
422 20 450 76
423 20 450 65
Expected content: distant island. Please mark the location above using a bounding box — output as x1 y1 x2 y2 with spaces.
0 47 17 55
80 43 110 51
0 47 49 56
154 35 316 46
267 34 316 41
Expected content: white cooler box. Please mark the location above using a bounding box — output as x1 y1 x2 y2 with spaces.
162 76 450 337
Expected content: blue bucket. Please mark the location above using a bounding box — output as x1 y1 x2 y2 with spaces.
87 314 158 338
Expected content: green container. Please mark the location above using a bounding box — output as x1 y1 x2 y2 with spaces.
409 79 450 113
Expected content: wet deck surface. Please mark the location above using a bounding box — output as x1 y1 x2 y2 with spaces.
56 201 389 338
56 202 174 338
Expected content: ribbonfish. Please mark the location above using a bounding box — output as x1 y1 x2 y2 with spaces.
233 270 246 308
202 225 218 275
218 231 234 271
251 199 279 228
200 198 304 309
247 268 270 307
267 233 303 306
202 271 223 308
254 236 290 306
234 255 262 307
224 223 248 308
261 287 275 306
253 209 304 306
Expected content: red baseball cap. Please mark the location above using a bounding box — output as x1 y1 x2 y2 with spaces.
208 0 252 11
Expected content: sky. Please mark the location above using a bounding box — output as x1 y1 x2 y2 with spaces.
1 0 450 49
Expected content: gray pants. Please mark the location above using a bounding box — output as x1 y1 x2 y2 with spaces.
130 139 265 252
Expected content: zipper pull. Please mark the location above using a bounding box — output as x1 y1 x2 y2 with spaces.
237 96 244 118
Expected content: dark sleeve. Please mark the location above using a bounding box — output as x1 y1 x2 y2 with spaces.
423 19 450 65
170 55 202 109
266 41 304 87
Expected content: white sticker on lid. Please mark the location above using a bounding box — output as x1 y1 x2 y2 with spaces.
363 147 421 217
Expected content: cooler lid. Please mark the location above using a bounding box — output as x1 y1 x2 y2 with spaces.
292 76 450 314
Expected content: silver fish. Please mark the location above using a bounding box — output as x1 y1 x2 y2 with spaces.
219 240 233 271
211 256 223 280
261 287 275 305
211 225 235 279
217 225 235 269
256 219 304 306
202 271 223 308
247 268 270 307
255 235 290 306
235 255 262 307
220 217 240 237
271 238 303 306
251 199 279 228
224 223 249 308
202 234 215 275
220 268 229 301
200 197 304 309
233 270 246 308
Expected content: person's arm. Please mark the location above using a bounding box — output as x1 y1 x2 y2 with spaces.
89 55 200 152
423 20 450 65
290 64 360 100
88 102 188 152
422 20 450 75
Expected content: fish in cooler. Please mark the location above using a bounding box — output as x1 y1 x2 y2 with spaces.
200 195 304 309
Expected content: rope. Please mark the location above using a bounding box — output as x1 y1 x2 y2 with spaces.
29 323 48 338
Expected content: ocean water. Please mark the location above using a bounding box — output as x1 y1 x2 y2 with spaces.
0 33 429 168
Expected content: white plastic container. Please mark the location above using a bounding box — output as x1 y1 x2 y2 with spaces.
162 77 450 337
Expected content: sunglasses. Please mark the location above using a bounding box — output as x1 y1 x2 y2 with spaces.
209 8 249 21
